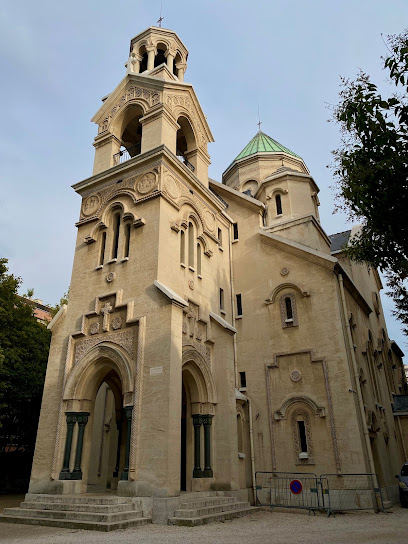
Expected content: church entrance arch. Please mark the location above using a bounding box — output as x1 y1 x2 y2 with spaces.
181 350 216 491
60 344 134 492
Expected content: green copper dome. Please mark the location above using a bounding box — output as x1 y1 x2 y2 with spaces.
234 131 301 161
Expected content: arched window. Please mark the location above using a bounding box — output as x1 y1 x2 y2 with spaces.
176 116 196 172
276 194 283 215
124 223 131 259
285 297 293 320
180 230 185 265
291 409 313 463
197 243 202 276
99 231 106 266
279 293 298 327
114 105 143 165
112 213 121 260
188 222 195 269
154 45 167 67
139 45 148 72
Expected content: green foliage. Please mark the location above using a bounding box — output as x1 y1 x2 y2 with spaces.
0 258 51 449
332 30 408 335
51 287 70 317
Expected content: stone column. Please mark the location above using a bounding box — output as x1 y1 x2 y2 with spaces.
71 413 89 480
165 49 176 73
120 406 133 481
130 50 142 74
192 415 203 478
176 63 187 82
113 419 123 478
59 412 77 479
146 46 156 71
203 415 213 478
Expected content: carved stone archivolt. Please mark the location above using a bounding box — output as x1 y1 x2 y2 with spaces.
166 93 207 148
78 164 161 224
74 329 135 366
98 86 161 135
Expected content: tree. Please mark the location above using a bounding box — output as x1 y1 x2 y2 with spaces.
332 30 408 335
0 258 51 449
51 287 69 317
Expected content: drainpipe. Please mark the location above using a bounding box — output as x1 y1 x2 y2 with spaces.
338 273 376 477
247 395 257 503
228 218 239 387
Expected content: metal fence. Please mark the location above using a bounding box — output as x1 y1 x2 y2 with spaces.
255 472 322 513
255 471 384 516
320 473 384 514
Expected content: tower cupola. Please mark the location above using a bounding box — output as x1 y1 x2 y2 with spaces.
126 27 188 82
223 130 320 225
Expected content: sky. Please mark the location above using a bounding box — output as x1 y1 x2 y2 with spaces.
0 0 407 354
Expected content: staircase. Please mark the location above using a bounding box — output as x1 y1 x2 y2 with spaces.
0 493 151 532
169 492 260 526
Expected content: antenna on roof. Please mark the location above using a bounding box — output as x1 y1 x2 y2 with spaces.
257 101 262 132
157 3 164 27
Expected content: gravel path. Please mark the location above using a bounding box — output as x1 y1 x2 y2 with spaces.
0 507 407 544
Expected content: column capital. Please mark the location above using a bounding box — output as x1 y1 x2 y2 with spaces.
76 412 90 425
202 414 213 426
192 414 203 426
123 405 133 419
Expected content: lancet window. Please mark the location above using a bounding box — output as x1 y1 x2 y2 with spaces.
280 293 298 327
97 208 134 267
291 409 314 464
275 194 283 215
179 220 203 278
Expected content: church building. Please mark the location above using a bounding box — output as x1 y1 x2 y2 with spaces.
4 26 406 528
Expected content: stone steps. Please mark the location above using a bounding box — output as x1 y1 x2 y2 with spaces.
24 493 130 505
0 494 151 532
179 497 236 509
169 494 260 526
0 514 151 532
21 501 137 513
169 506 261 526
2 507 144 523
175 500 250 517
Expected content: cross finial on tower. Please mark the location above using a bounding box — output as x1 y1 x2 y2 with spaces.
157 4 164 27
257 102 262 132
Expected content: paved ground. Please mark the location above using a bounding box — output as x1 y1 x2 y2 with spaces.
0 504 407 544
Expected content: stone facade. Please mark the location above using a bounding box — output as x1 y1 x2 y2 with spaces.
28 26 406 509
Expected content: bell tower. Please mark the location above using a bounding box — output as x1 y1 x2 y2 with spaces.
91 27 213 185
28 25 240 501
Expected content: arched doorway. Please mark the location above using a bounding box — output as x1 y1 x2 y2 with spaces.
60 344 134 493
87 371 124 492
181 353 217 491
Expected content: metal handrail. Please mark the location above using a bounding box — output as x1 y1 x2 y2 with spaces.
113 142 141 165
176 149 195 172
